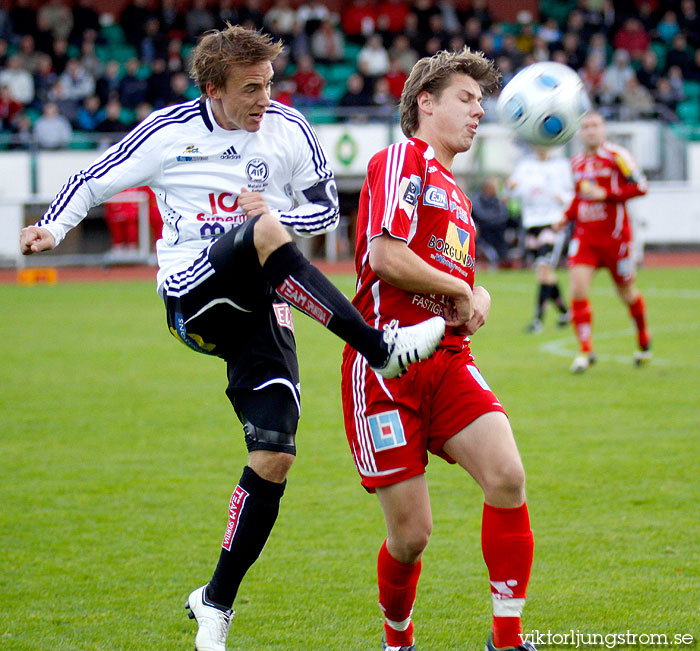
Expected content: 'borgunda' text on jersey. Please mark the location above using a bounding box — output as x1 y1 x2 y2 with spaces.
37 99 339 292
565 141 647 241
508 155 574 229
353 138 476 348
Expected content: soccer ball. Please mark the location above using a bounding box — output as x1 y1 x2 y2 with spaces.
496 62 591 146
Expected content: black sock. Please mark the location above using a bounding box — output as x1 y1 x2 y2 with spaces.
207 466 286 608
536 284 551 320
550 282 568 313
262 242 387 367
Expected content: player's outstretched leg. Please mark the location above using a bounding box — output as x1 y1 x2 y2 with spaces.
570 298 595 373
627 294 651 366
255 222 444 377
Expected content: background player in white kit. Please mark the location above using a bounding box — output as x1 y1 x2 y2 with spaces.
19 25 444 651
507 146 574 334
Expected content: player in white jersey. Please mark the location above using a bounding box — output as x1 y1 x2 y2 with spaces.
507 146 574 333
19 25 444 651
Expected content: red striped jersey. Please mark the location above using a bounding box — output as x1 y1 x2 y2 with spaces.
352 137 476 335
565 141 647 241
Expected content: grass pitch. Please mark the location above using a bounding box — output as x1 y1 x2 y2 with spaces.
1 267 698 650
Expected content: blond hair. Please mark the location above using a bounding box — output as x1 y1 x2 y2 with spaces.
399 47 500 137
190 24 284 95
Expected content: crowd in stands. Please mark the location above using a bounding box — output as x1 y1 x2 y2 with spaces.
1 0 700 148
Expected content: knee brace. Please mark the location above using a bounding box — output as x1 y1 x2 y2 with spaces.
242 419 297 456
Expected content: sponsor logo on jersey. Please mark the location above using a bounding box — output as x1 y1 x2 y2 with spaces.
222 485 249 551
367 410 406 451
220 145 240 160
246 158 269 183
411 293 447 316
273 302 295 332
428 222 474 269
398 174 422 215
423 185 449 209
277 276 332 326
428 165 438 173
177 144 208 161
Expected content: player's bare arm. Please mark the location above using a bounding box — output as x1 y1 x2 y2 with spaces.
20 226 56 255
369 232 474 326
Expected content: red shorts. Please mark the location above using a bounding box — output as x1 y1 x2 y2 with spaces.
568 235 635 284
341 343 507 491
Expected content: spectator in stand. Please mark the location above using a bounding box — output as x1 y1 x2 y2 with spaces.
438 0 462 34
620 75 655 119
146 58 171 109
613 17 651 61
384 57 408 101
576 0 607 39
140 16 168 65
32 54 57 108
264 0 297 45
0 84 23 129
587 32 609 66
310 19 345 65
537 18 562 49
686 49 700 82
579 51 606 102
76 94 102 131
358 34 391 78
9 0 37 39
50 38 70 76
120 0 153 48
338 71 374 120
653 76 683 119
296 0 330 36
38 0 73 41
463 0 493 30
342 0 376 45
292 53 324 106
371 76 396 119
239 0 267 31
499 33 525 70
471 177 511 268
96 98 127 133
665 32 694 76
599 48 635 109
47 79 80 124
426 14 451 50
134 101 153 126
565 9 595 46
35 14 56 57
0 39 8 68
17 35 42 74
96 60 121 106
8 111 33 150
515 21 537 57
636 48 661 91
678 0 700 46
477 32 497 63
33 101 72 149
377 0 411 36
70 0 101 46
561 32 587 70
185 0 216 43
666 65 686 101
119 58 148 109
656 10 680 43
389 34 419 75
216 0 239 28
0 55 34 105
166 38 185 73
495 55 515 87
411 0 440 43
79 39 102 80
531 34 551 62
165 70 192 105
59 58 95 103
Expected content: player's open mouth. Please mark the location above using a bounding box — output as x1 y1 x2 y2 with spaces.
250 112 265 122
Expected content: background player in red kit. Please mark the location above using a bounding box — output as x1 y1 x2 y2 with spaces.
340 48 537 651
560 112 650 373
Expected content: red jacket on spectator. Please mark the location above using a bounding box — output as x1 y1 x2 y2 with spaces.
376 0 410 33
342 0 376 38
613 18 651 59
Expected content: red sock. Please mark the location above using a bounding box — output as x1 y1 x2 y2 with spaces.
628 296 650 349
378 540 421 647
571 298 593 353
482 503 534 649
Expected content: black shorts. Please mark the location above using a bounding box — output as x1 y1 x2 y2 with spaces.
162 224 300 408
525 225 567 267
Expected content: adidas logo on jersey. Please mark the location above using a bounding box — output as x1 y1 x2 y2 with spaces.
221 146 240 160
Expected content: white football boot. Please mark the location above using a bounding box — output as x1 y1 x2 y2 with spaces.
371 317 446 378
185 585 234 651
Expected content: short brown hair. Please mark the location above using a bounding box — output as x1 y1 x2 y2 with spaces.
190 24 284 95
399 47 501 137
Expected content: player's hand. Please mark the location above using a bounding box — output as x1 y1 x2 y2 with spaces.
238 187 272 219
552 218 567 232
443 284 474 328
579 180 606 201
20 226 56 255
461 286 491 335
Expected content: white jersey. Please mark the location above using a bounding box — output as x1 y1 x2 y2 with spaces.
37 98 339 292
508 155 574 229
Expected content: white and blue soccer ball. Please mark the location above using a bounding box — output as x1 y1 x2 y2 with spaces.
496 61 591 146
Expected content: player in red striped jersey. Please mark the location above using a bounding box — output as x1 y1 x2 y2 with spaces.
559 112 651 373
341 48 537 651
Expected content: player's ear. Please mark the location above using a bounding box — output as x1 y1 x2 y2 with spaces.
417 91 433 115
206 81 221 100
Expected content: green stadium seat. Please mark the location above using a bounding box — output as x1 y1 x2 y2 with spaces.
677 100 700 125
100 23 127 45
322 82 347 103
683 80 700 100
650 41 667 69
107 44 138 64
325 63 357 84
